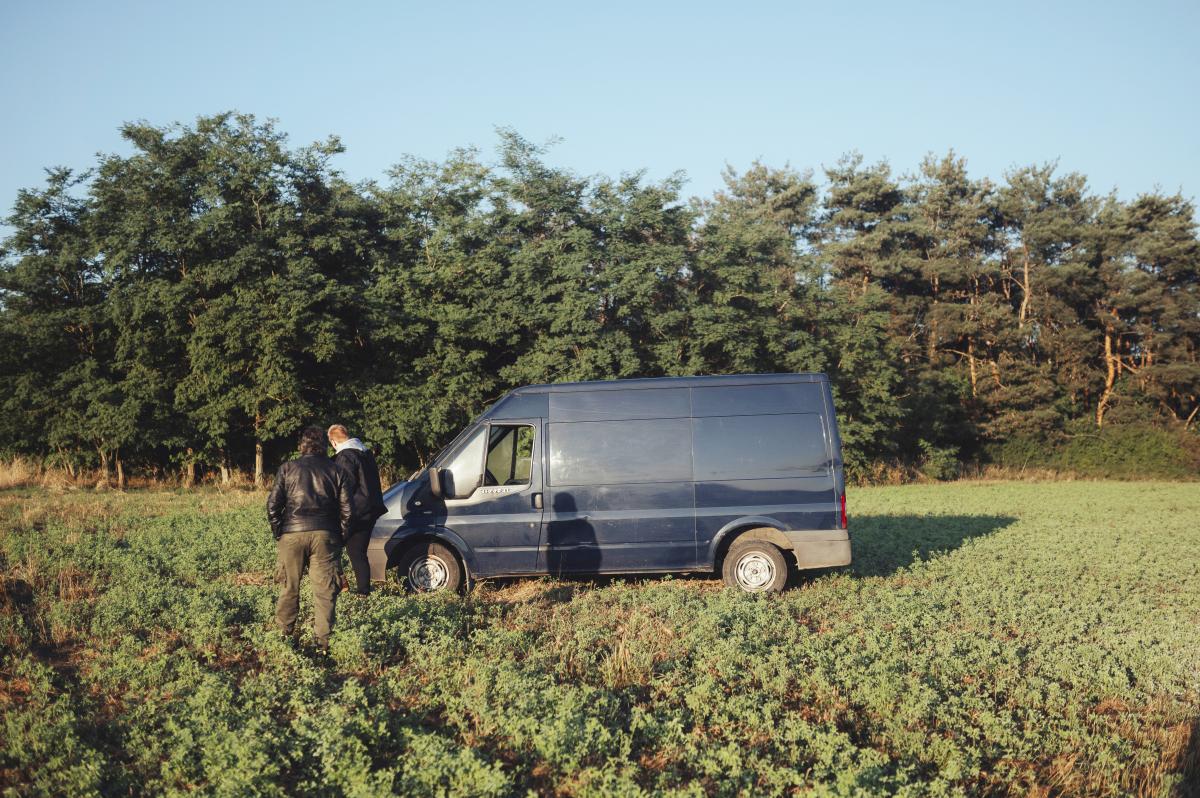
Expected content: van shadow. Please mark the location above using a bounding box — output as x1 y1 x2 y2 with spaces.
544 491 600 576
1180 718 1200 798
483 513 1018 599
848 514 1017 577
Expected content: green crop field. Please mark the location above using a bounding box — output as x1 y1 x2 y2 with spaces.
1 481 1197 797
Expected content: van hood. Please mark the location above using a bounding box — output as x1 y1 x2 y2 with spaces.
382 478 413 510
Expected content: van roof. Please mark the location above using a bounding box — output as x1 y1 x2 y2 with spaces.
510 372 827 395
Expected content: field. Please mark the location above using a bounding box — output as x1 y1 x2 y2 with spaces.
1 482 1198 797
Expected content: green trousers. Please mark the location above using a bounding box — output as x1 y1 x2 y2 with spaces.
275 530 341 645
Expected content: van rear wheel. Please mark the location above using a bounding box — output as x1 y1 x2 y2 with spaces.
395 541 464 593
722 540 789 593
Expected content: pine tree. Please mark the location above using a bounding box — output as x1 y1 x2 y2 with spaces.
687 163 824 376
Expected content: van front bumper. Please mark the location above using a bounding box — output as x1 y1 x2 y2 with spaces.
784 529 851 569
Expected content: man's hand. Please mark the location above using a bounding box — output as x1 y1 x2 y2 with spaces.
267 464 288 538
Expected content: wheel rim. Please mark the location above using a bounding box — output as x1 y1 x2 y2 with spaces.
734 552 776 591
408 554 450 590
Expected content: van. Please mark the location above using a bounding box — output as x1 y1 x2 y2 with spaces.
366 373 849 593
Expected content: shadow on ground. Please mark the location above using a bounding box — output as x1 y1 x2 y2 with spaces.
1180 718 1200 798
849 514 1017 577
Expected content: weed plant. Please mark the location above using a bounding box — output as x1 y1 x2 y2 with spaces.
1 483 1197 796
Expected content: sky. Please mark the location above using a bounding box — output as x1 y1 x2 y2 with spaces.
1 0 1197 222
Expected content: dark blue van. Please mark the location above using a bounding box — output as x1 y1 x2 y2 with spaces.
366 373 849 593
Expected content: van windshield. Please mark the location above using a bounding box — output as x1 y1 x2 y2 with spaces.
429 409 489 467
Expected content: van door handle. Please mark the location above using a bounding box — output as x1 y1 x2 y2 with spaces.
532 493 543 510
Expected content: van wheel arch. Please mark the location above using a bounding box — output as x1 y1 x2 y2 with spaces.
714 525 793 571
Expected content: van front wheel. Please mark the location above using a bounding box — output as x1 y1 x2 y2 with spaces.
395 541 464 593
722 540 788 593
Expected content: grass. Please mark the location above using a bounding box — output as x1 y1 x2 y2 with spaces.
1 481 1197 797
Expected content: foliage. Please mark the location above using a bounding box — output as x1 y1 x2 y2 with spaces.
1 114 1198 481
1 482 1197 796
988 418 1200 479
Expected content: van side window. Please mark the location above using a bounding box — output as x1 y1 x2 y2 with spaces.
485 425 534 486
692 413 828 481
549 418 692 486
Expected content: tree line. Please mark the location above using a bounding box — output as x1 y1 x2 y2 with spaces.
1 112 1197 486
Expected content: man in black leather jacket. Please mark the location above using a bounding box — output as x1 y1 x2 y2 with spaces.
267 426 353 650
328 424 388 595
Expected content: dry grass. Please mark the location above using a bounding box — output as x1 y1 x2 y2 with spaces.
227 571 272 586
0 457 275 493
0 457 38 490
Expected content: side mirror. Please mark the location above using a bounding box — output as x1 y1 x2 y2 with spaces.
428 467 443 498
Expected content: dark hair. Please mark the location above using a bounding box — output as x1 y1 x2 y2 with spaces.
298 426 327 456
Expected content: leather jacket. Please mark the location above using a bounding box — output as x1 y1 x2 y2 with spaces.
333 447 388 531
267 454 353 541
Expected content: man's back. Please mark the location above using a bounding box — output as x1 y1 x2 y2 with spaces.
333 444 387 527
268 454 352 538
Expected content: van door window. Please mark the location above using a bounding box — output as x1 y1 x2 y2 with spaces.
484 425 534 486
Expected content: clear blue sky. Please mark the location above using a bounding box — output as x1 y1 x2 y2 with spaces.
1 0 1197 219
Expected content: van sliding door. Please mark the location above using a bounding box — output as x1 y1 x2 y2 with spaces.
540 389 697 574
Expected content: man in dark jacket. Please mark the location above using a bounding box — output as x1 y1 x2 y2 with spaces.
327 424 388 594
267 425 353 649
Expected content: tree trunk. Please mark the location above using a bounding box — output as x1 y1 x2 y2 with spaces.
184 448 196 488
115 449 126 491
98 448 110 486
254 441 264 487
219 454 231 486
1018 246 1032 328
1097 330 1117 428
927 275 939 362
967 338 978 398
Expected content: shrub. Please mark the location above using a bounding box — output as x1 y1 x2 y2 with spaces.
987 420 1200 479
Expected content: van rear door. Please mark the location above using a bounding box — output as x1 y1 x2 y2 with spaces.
692 381 839 559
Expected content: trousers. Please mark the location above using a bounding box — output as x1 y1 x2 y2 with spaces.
344 527 372 595
275 530 340 645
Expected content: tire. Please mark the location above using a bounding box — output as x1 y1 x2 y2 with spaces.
722 539 789 593
395 541 464 593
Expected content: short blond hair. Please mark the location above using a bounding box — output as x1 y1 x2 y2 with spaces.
327 424 350 442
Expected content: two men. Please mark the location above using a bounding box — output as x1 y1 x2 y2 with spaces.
267 423 387 647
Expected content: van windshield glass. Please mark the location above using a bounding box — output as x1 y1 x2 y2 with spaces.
438 427 486 498
429 410 490 467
